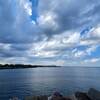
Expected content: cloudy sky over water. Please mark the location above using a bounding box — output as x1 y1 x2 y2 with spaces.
0 0 100 66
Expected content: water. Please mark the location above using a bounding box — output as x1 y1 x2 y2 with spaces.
0 67 100 100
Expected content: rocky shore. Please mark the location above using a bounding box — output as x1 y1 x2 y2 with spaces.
10 88 100 100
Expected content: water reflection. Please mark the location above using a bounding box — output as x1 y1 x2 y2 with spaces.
0 67 100 99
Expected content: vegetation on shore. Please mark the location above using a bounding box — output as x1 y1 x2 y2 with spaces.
0 64 60 69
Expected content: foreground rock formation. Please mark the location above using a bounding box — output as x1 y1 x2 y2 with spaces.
10 88 100 100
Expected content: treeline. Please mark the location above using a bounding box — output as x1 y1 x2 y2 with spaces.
0 64 59 69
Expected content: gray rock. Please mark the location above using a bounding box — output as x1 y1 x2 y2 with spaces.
88 88 100 100
24 95 48 100
75 92 91 100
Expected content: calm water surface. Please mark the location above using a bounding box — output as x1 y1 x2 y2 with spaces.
0 67 100 99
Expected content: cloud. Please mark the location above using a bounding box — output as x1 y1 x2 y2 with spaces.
84 58 100 63
73 45 98 58
89 26 100 37
0 0 45 64
27 31 81 60
38 0 100 36
0 0 100 66
0 0 42 44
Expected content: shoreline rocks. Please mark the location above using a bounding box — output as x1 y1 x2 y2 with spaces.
10 88 100 100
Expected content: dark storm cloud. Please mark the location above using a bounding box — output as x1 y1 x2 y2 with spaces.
0 0 43 44
10 44 31 51
0 44 28 58
0 50 26 58
38 0 100 36
0 0 44 61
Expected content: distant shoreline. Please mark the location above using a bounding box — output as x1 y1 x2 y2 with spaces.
0 64 60 69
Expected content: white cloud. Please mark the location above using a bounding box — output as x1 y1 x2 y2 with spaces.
79 39 100 46
74 51 86 58
23 0 32 16
73 45 98 58
63 32 80 44
0 43 11 50
38 12 59 31
90 26 100 37
28 31 81 58
84 58 100 63
33 50 58 58
86 45 97 55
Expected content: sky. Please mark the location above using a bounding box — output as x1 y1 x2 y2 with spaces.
0 0 100 66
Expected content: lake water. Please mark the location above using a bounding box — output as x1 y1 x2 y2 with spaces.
0 67 100 100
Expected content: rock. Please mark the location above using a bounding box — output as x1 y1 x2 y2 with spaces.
24 88 100 100
9 96 20 100
68 95 77 100
88 88 100 100
75 92 91 100
24 95 48 100
48 92 72 100
64 97 72 100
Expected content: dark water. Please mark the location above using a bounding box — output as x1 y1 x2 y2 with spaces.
0 67 100 100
